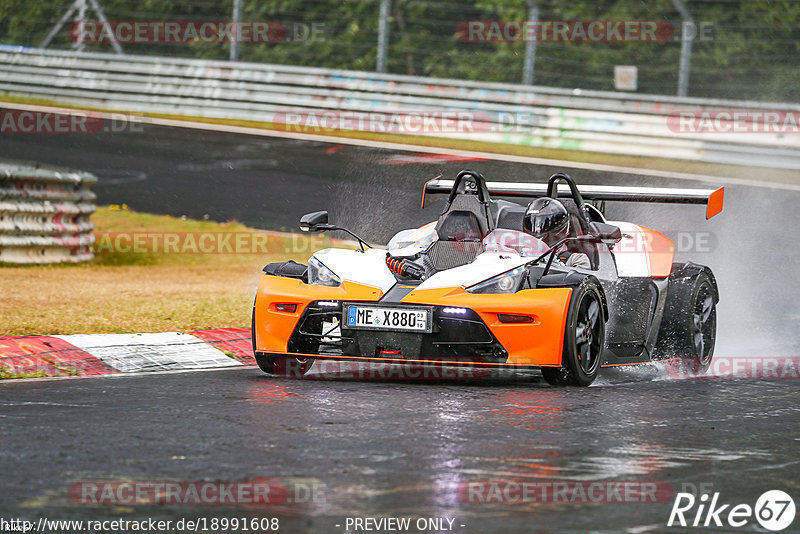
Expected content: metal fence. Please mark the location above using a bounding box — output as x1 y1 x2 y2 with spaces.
3 0 799 101
1 46 799 170
0 161 96 264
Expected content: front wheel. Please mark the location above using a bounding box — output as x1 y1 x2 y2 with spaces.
542 279 605 387
272 356 314 377
253 353 314 377
252 308 313 377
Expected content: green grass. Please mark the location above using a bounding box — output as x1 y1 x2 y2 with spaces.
0 367 48 379
0 206 332 335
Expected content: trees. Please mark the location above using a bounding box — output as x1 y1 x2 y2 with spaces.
1 0 797 100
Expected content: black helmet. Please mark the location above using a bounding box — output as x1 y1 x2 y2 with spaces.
523 197 570 246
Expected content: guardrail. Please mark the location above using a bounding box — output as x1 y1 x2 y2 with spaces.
1 46 799 169
0 162 96 264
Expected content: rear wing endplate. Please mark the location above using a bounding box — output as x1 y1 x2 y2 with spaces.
422 178 725 219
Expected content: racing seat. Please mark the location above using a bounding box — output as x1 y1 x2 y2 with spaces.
495 200 527 230
427 171 494 271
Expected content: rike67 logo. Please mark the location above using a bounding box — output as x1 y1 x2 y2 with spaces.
668 490 796 531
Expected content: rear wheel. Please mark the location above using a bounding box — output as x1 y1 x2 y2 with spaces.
541 279 605 387
653 268 717 375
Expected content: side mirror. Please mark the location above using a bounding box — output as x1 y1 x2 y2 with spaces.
589 222 622 242
299 211 331 232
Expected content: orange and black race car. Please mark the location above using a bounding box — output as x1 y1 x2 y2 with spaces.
252 170 724 386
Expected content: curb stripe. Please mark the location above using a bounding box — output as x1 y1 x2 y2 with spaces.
189 328 255 365
53 332 243 374
0 336 117 378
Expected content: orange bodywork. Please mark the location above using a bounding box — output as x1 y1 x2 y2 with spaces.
639 224 675 278
400 286 572 366
253 275 573 367
253 275 382 353
706 186 725 220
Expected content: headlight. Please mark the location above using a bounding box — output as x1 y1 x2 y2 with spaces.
467 266 526 294
307 257 341 287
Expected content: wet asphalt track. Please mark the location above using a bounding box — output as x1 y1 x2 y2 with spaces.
2 120 800 532
1 367 799 533
2 120 799 356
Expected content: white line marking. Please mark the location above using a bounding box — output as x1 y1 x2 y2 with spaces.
53 332 242 373
3 101 800 192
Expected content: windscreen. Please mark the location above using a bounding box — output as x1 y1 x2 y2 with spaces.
482 229 549 257
386 224 438 256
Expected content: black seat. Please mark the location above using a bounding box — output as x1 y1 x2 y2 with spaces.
494 201 527 230
427 171 494 271
436 210 483 241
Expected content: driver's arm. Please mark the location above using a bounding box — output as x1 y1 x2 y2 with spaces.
565 252 591 270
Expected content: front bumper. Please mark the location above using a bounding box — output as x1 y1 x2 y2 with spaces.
253 275 572 367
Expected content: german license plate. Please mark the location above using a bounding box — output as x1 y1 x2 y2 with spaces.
344 305 431 332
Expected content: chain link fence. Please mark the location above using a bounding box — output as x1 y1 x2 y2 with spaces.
0 0 798 101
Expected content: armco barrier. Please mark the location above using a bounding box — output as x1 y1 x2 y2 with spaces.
0 46 799 169
0 162 96 264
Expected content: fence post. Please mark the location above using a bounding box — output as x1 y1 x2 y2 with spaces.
522 0 539 85
230 0 243 61
671 0 694 97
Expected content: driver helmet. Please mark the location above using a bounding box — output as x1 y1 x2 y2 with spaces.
523 197 570 247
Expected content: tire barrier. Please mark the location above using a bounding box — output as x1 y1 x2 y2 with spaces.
1 45 799 169
0 162 96 264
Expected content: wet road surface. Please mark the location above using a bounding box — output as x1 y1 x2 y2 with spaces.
1 366 798 533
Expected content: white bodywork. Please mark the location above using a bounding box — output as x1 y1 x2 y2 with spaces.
312 246 531 292
314 247 398 293
313 228 547 292
312 220 670 292
419 252 530 290
606 221 672 278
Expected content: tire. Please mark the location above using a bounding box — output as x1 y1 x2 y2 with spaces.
272 356 313 377
653 267 717 375
251 306 314 377
253 352 313 377
254 352 276 374
541 278 605 387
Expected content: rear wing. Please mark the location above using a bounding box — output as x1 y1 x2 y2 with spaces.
422 178 725 219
